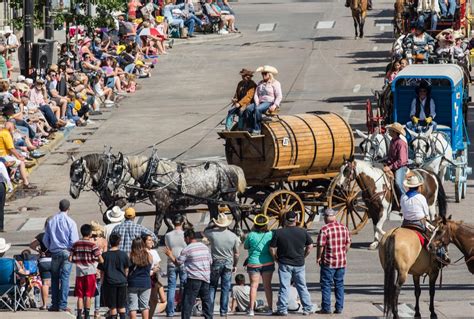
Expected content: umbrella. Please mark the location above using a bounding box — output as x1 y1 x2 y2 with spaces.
139 27 160 37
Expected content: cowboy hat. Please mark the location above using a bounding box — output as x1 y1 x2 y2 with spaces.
49 64 59 73
91 220 105 237
239 68 254 77
212 212 233 228
323 208 338 216
106 206 125 223
16 75 26 82
0 238 11 254
403 172 424 189
256 65 278 75
387 122 406 136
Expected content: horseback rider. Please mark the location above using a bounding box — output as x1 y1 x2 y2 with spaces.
345 0 372 10
406 81 437 131
384 122 408 195
401 172 451 263
224 68 257 131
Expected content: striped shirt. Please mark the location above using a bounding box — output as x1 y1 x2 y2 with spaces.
177 241 212 283
317 221 351 269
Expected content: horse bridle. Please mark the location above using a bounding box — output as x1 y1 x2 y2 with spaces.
343 161 393 202
410 135 432 159
71 159 92 193
359 135 390 162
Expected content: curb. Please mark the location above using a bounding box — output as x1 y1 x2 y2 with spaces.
172 32 242 46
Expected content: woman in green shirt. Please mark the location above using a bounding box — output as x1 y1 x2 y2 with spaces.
244 214 274 315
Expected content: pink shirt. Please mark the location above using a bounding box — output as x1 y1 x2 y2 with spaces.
254 80 282 107
387 137 408 170
29 88 46 107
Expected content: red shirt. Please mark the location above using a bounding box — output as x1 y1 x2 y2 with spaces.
386 136 408 171
317 221 351 268
71 240 101 266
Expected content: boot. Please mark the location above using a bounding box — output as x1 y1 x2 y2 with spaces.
180 27 188 39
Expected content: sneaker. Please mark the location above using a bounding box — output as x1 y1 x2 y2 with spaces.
334 309 343 314
218 29 229 35
247 310 254 316
86 119 95 125
65 121 76 128
272 311 287 316
30 150 45 159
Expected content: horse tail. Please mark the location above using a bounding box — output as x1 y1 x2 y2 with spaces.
434 172 447 218
383 233 397 317
231 166 247 194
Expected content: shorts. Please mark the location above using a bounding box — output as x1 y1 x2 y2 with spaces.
128 287 151 311
247 263 275 274
102 284 127 309
74 274 97 298
1 155 20 168
51 96 63 106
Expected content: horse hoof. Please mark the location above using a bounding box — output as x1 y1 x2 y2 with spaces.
415 312 421 318
369 242 379 250
430 314 438 319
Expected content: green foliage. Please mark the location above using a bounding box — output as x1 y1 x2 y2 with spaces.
9 0 125 31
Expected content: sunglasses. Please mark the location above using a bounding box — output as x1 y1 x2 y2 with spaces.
262 72 269 75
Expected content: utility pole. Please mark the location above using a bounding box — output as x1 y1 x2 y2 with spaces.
24 0 34 76
44 0 54 39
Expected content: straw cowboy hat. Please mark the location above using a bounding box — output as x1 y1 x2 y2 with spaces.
256 65 278 75
403 171 424 189
106 206 125 223
387 122 406 136
91 221 105 237
212 212 233 228
253 214 269 226
0 238 11 254
239 68 254 77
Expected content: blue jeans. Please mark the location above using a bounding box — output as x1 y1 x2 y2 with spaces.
185 14 202 36
95 279 101 311
39 104 58 127
171 17 184 28
50 250 72 310
276 263 313 313
209 261 232 315
320 265 345 313
124 63 135 74
166 264 187 316
182 278 212 319
439 0 456 16
395 166 408 195
225 107 245 130
245 102 272 133
417 12 438 30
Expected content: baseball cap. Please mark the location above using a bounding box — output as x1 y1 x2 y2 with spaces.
124 207 136 219
285 211 296 223
324 208 337 217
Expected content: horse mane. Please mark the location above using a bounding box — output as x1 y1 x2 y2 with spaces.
126 155 150 179
82 153 105 173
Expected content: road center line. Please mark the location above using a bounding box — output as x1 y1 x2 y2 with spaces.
353 84 361 93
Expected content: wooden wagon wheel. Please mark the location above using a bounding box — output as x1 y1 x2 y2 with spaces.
261 190 305 230
327 175 369 235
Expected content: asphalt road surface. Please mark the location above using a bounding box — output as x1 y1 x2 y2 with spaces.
2 0 474 318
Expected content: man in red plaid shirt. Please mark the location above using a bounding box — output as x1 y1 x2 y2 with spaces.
316 208 351 315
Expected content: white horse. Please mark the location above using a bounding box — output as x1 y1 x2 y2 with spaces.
356 129 391 162
338 158 447 250
406 126 453 183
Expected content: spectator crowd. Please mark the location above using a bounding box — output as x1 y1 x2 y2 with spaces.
0 0 239 233
0 199 352 318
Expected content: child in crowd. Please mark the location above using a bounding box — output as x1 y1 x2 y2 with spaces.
385 60 401 84
230 274 250 313
70 224 103 319
97 234 130 319
128 238 153 319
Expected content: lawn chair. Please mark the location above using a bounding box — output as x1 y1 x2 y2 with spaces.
0 258 26 311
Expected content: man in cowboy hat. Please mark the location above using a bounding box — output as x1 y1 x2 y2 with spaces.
407 81 437 131
384 122 408 195
104 206 125 243
204 212 240 317
400 172 430 231
225 68 257 131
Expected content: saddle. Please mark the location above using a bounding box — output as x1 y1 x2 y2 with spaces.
401 224 430 248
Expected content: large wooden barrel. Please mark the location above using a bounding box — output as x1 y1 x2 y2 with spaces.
224 112 354 185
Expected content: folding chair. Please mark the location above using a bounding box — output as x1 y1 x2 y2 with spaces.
0 258 25 311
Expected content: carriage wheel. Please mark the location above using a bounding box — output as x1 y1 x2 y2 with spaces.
454 166 461 203
238 187 274 231
327 175 369 235
261 190 305 230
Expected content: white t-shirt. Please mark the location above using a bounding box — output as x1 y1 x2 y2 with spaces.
149 249 161 269
401 193 429 221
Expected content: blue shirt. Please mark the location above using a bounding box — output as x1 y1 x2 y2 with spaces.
43 211 79 253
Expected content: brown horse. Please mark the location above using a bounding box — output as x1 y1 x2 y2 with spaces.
350 0 367 39
379 228 440 319
429 217 474 274
394 0 406 37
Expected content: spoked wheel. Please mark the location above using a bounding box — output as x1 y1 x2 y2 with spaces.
261 190 305 230
238 187 274 231
455 165 462 203
327 175 369 235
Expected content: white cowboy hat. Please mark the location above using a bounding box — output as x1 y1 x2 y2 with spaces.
403 172 424 189
256 65 278 75
212 212 233 228
387 122 406 136
0 238 11 254
106 206 125 223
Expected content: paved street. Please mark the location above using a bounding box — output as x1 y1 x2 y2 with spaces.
1 0 474 317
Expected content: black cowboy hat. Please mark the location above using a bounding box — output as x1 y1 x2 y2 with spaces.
415 81 431 94
239 68 254 77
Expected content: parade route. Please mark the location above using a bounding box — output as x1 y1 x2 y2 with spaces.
1 0 474 317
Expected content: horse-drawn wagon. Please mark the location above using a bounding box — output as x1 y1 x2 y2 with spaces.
362 64 472 202
218 111 370 234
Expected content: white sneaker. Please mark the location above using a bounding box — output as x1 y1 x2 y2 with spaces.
86 119 95 125
65 121 76 128
218 29 229 35
247 310 254 316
